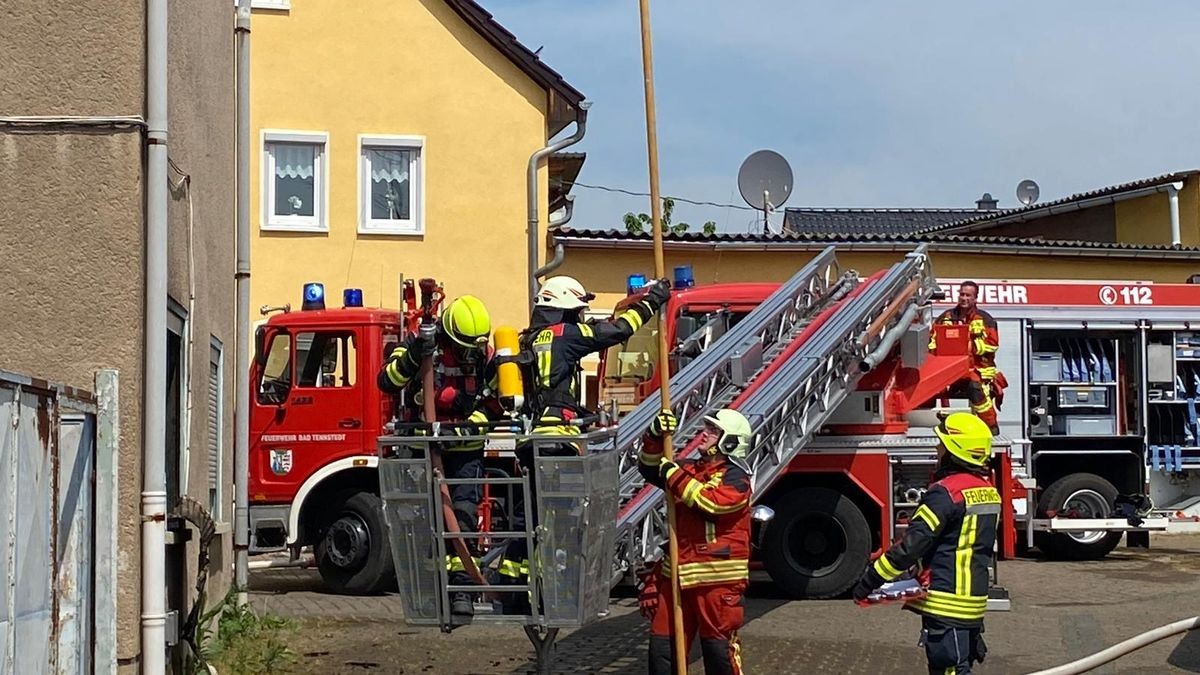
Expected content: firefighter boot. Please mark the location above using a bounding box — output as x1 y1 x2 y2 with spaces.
449 571 475 618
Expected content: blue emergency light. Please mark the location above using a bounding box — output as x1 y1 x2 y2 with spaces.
343 288 363 308
302 282 325 311
627 274 648 295
674 264 695 289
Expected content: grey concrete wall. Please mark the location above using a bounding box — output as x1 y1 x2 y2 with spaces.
166 0 237 646
1 0 236 670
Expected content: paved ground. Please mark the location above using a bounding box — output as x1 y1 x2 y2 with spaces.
250 534 1200 674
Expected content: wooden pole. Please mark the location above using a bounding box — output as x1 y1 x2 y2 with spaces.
637 2 686 672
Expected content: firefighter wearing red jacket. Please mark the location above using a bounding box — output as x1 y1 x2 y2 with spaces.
852 412 999 674
377 295 498 617
929 280 1004 433
638 408 753 675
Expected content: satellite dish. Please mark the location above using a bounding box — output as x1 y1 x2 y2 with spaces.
738 150 793 235
738 150 793 211
1016 179 1040 206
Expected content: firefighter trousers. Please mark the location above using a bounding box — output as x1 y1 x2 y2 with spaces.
649 580 745 675
920 616 986 675
442 450 483 586
498 426 579 611
956 374 998 432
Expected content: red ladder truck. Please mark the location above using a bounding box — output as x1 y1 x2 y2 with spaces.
600 257 1200 598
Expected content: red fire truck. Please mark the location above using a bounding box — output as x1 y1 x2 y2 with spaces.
248 252 1200 599
600 265 1200 597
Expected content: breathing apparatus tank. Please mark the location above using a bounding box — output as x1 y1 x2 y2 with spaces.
494 325 525 413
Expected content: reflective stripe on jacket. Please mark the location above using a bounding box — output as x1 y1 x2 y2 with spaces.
872 471 1000 626
638 436 751 589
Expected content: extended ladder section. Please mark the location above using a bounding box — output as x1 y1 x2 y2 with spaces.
611 245 938 581
613 246 857 502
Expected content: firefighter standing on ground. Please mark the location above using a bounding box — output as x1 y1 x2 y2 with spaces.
377 295 498 617
929 280 1004 433
852 412 1000 675
499 275 671 611
638 409 753 675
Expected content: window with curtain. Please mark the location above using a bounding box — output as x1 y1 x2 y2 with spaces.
263 131 327 231
359 136 423 234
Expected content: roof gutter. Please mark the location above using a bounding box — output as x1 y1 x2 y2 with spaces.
528 103 589 313
551 236 1200 260
939 181 1186 235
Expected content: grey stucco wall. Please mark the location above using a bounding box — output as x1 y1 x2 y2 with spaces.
1 0 235 670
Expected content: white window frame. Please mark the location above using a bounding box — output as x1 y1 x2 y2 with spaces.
234 0 290 9
262 129 329 233
357 134 425 235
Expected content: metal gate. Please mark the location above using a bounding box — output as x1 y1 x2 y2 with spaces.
0 370 105 674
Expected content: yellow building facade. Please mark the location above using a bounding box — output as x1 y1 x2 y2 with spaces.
249 0 584 329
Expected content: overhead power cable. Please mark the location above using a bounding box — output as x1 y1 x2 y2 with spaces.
550 178 758 212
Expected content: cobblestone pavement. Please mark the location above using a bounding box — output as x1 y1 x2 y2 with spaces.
250 534 1200 674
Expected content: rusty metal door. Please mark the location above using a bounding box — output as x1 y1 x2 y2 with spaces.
0 372 97 674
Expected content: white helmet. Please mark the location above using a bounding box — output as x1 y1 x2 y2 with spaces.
535 275 595 310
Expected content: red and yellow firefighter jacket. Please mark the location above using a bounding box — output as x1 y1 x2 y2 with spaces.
929 306 1000 381
871 470 1001 626
638 436 752 589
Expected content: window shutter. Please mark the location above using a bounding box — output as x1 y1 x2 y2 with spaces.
208 341 224 520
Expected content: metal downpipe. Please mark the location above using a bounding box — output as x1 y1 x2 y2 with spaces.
234 0 252 606
527 105 589 312
142 0 169 670
534 198 573 279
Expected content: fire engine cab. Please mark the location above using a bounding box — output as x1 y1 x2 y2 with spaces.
599 264 1200 598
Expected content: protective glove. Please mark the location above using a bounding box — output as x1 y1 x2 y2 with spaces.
658 458 678 480
650 410 677 438
411 329 438 361
643 279 672 310
852 565 886 602
637 568 659 620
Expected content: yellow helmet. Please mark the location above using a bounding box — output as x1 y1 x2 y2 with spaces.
703 409 753 459
933 412 993 467
441 295 491 349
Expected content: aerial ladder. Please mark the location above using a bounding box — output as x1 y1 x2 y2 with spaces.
611 245 939 582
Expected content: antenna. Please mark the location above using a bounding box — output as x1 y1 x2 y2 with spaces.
1016 179 1040 207
738 150 793 235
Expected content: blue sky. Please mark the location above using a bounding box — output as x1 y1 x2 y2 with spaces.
490 0 1200 234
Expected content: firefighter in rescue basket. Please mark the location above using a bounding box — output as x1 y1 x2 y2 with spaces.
377 295 499 618
498 274 671 612
638 408 753 675
929 280 1006 434
852 412 999 675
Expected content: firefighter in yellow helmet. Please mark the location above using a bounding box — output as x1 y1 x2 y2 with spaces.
852 412 998 674
639 408 754 675
378 295 500 617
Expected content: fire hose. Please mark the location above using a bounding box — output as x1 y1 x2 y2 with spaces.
1026 615 1200 675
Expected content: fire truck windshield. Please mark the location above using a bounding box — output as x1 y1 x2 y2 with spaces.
604 320 658 383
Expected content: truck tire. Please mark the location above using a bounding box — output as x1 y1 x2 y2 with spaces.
762 487 872 599
316 492 395 595
1035 472 1123 561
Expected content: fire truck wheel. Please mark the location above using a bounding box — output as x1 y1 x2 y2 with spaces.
762 487 872 599
1035 472 1123 561
316 492 396 595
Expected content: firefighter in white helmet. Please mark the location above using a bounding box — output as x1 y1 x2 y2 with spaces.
498 274 671 612
638 408 754 675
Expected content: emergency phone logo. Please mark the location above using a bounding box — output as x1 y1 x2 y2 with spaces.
270 449 293 476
